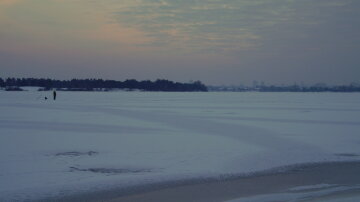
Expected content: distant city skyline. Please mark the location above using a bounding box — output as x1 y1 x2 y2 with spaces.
1 0 359 85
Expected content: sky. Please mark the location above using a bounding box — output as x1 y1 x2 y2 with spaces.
0 0 359 85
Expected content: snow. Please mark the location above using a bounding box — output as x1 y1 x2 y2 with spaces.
227 184 360 202
18 86 41 91
1 91 360 201
289 184 336 191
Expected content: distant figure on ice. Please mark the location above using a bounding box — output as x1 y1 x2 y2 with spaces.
53 90 57 100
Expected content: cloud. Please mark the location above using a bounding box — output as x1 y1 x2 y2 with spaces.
110 0 296 53
0 0 21 6
3 0 356 56
108 0 357 54
0 0 359 85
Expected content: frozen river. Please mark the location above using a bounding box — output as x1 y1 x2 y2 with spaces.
1 91 360 201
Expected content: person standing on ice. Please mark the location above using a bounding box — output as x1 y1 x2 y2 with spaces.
53 90 57 100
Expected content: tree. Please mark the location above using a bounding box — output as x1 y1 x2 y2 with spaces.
6 78 16 86
0 78 5 87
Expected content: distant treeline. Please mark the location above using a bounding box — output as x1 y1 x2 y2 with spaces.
0 77 208 92
259 85 360 92
209 84 360 92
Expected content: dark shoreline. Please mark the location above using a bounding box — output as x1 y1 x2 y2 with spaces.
37 161 360 202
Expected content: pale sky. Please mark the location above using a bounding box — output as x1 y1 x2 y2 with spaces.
1 0 359 85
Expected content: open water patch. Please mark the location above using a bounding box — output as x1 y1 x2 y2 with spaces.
69 166 152 175
335 153 360 157
55 151 98 157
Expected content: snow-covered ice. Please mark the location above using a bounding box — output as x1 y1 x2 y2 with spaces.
227 184 360 202
1 91 360 200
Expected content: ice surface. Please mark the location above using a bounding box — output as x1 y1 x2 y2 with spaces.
1 91 360 200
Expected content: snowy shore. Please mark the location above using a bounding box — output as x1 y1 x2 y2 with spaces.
1 91 360 201
102 161 360 202
38 161 360 202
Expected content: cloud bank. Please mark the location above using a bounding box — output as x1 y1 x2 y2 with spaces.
0 0 359 85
